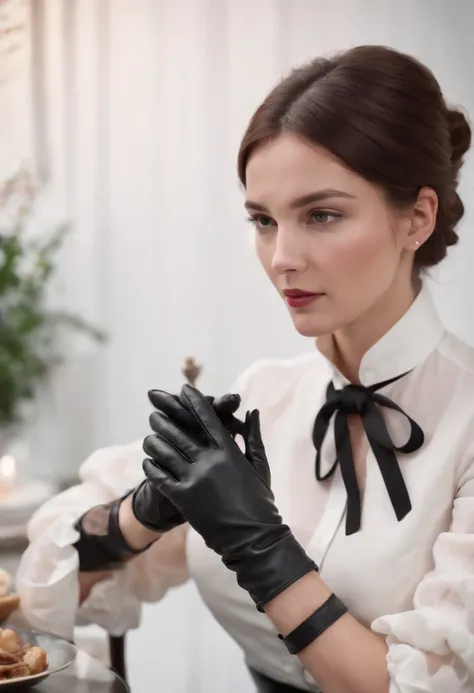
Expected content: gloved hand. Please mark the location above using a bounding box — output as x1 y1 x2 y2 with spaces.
142 385 317 610
149 390 245 439
132 392 243 532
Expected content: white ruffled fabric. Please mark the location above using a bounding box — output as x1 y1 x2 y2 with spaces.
372 479 474 692
16 441 189 640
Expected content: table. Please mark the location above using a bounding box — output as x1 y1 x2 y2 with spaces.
0 536 120 680
25 650 128 692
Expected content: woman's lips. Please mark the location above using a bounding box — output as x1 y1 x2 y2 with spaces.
283 290 324 308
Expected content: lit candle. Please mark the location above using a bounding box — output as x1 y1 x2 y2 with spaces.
0 455 17 497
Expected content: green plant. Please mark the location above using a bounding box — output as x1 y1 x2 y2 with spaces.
0 167 105 427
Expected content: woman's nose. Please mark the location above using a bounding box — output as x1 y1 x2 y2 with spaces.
271 227 308 274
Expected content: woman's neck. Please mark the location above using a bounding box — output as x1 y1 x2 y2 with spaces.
318 278 420 384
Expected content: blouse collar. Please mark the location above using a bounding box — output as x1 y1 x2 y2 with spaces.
317 284 446 388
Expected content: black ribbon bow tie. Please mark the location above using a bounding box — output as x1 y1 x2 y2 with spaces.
312 372 424 535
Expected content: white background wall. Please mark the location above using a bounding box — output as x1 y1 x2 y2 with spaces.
2 1 474 691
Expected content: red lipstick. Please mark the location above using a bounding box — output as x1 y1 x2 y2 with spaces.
283 289 323 308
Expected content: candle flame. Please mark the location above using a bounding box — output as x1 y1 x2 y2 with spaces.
0 455 16 481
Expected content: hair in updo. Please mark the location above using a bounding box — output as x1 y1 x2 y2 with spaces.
238 45 472 271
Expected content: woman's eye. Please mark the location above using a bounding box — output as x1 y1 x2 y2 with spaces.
245 210 340 230
246 214 275 230
310 210 339 225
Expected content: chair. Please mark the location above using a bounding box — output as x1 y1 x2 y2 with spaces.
109 634 127 682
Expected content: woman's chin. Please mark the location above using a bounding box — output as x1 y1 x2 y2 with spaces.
289 312 336 338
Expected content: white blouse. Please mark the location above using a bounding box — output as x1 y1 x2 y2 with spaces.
16 285 474 692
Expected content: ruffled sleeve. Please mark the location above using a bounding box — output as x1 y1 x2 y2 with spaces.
371 472 474 692
15 440 189 640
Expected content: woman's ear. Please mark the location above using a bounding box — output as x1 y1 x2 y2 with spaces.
404 187 438 250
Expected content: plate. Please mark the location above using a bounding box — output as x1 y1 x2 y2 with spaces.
0 627 76 690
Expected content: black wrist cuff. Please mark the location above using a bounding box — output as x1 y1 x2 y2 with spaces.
73 492 153 572
278 593 348 655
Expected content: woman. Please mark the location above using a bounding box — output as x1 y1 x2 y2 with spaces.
17 45 474 693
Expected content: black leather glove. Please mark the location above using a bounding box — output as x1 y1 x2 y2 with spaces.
142 384 317 610
132 392 243 532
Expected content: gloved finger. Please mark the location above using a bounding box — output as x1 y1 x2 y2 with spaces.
213 394 244 437
148 389 203 433
148 390 242 436
213 393 241 414
143 421 200 475
243 410 271 486
142 457 177 493
149 390 216 410
179 385 227 446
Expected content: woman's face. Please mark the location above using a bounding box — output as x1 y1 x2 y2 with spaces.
244 133 420 337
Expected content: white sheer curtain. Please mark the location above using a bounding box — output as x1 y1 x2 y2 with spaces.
26 1 474 691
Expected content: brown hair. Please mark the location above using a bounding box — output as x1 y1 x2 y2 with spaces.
238 45 471 271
